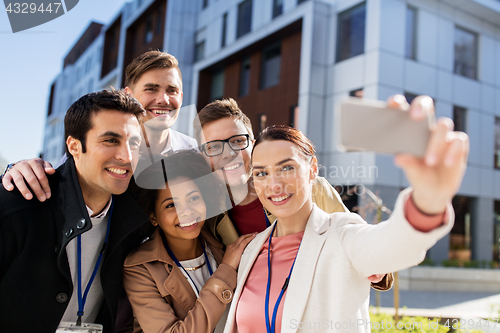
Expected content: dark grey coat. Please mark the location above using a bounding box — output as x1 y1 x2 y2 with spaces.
0 157 152 333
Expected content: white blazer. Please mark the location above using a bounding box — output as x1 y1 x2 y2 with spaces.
223 188 453 333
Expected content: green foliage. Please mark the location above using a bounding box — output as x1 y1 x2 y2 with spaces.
419 257 436 267
441 259 496 269
441 259 462 267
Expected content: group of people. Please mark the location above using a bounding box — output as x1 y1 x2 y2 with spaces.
0 50 469 333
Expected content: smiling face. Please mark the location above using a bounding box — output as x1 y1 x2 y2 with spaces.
125 67 183 131
68 109 141 207
251 140 317 222
200 117 253 189
153 176 206 245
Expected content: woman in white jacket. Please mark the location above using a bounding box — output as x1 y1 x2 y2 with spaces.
223 96 469 333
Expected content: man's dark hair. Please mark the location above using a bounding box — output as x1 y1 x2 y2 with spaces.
131 150 226 220
64 89 145 156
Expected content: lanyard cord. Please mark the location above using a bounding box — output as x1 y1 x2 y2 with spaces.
161 233 213 295
76 196 114 326
265 223 299 333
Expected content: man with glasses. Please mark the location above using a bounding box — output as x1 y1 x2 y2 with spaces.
194 98 348 242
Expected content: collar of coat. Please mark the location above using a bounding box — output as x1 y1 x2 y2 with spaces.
50 157 150 262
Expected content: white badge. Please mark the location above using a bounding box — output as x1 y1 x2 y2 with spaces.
56 322 103 333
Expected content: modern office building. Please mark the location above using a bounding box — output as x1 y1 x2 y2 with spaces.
43 0 500 264
43 22 104 164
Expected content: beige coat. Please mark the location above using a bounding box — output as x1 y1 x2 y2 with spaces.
223 188 454 333
123 227 235 333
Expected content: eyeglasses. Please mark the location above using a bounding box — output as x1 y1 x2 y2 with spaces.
200 134 251 157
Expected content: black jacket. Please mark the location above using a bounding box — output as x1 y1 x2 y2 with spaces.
0 157 152 332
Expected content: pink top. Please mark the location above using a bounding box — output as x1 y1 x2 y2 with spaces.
235 197 446 332
235 231 304 333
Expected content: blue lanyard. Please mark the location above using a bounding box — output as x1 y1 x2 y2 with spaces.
76 196 114 326
161 233 213 295
265 223 299 333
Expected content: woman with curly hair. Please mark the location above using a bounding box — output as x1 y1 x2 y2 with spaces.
124 150 255 333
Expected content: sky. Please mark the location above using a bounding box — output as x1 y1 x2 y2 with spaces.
0 0 130 167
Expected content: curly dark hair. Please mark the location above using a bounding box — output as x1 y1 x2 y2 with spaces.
130 150 227 220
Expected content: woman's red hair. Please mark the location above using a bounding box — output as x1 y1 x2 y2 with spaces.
252 125 315 159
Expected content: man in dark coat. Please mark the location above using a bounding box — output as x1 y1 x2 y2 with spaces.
0 90 152 332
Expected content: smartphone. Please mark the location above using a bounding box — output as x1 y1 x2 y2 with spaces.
336 97 435 157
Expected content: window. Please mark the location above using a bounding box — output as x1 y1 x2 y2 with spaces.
272 0 283 18
450 196 474 261
494 201 500 262
195 28 206 61
290 105 299 128
221 12 228 47
155 7 162 34
349 88 363 98
260 43 281 89
237 0 252 38
259 114 267 133
453 106 467 133
47 82 55 117
211 69 224 101
239 56 251 96
405 6 417 60
336 2 366 62
195 41 205 62
109 29 116 51
454 26 477 79
495 118 500 169
144 14 153 44
130 30 137 55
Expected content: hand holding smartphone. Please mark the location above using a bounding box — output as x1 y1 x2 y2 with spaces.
336 97 436 157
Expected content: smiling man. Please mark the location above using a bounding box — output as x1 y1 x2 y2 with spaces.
0 90 152 333
123 51 197 158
